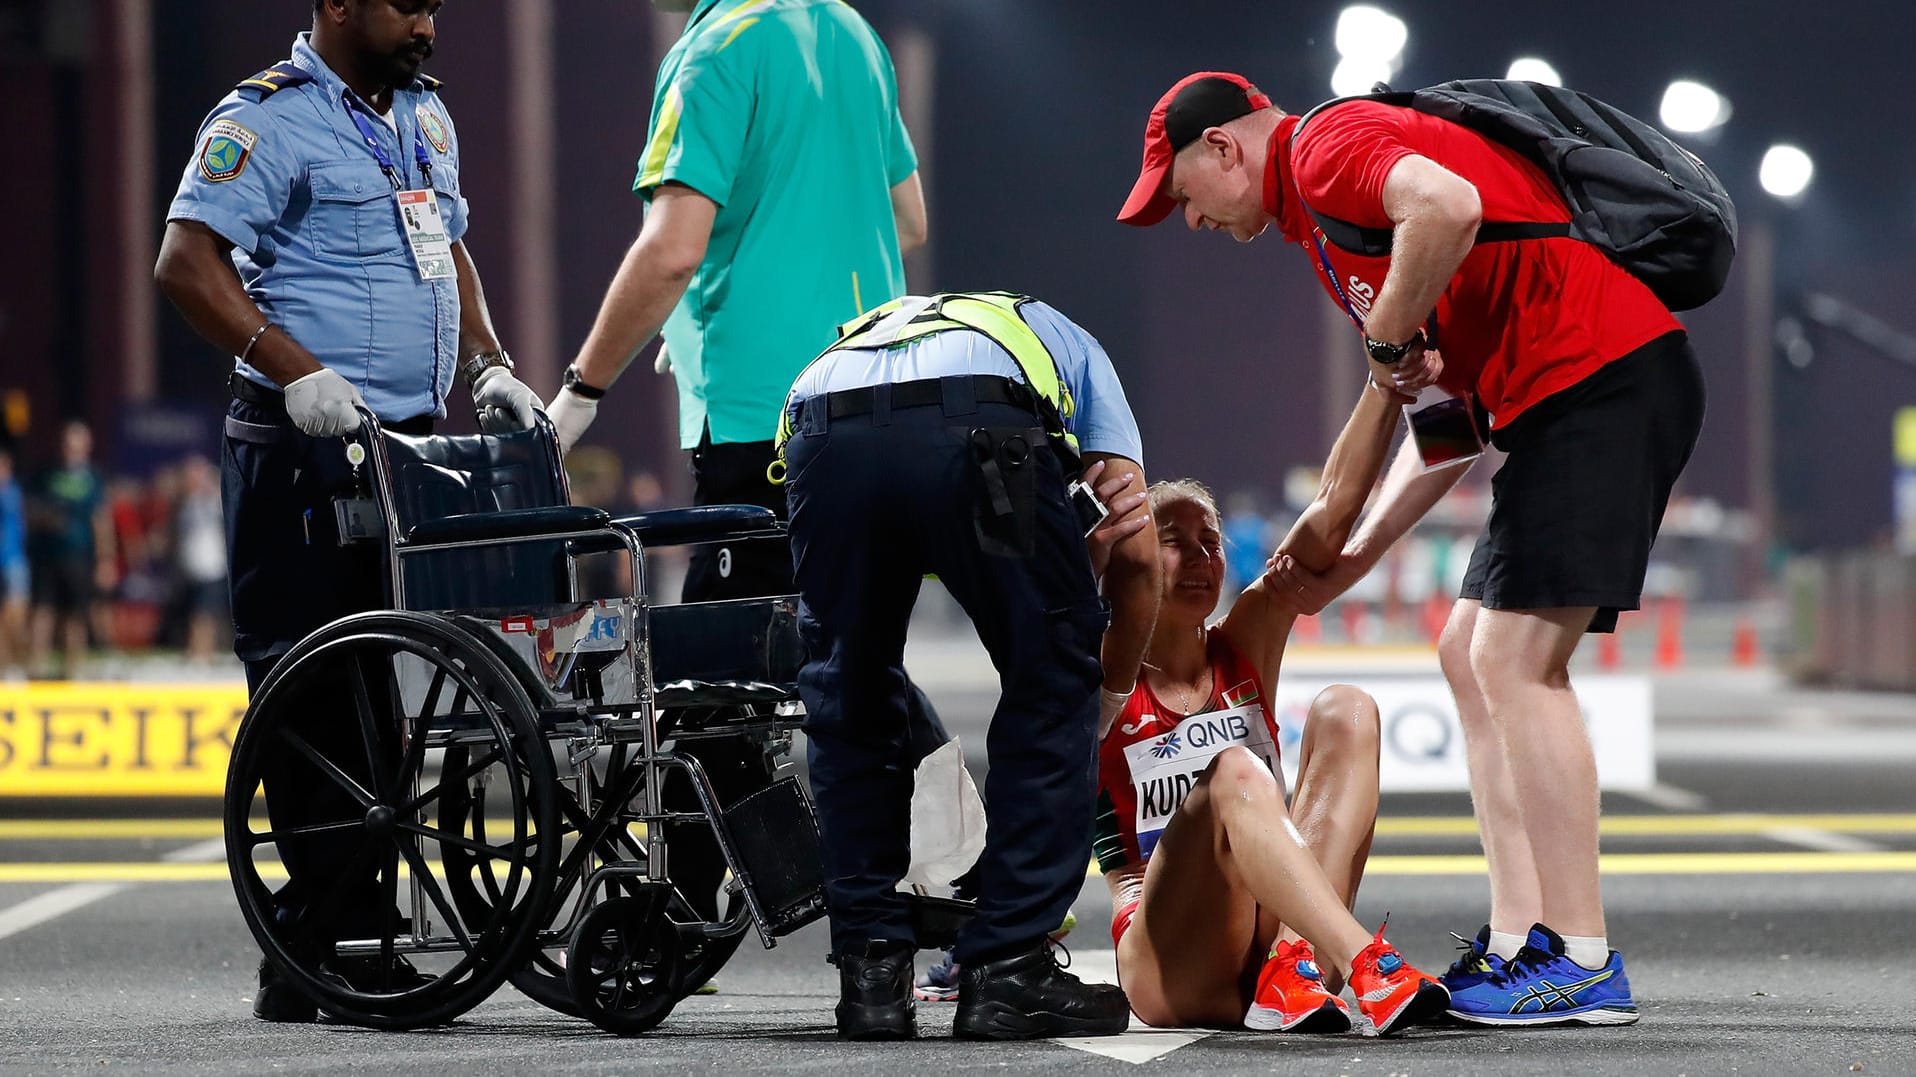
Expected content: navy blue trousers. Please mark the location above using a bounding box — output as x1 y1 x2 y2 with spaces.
785 393 1107 964
223 399 396 942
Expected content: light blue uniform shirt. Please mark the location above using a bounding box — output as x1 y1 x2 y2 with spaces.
787 299 1145 464
166 33 468 421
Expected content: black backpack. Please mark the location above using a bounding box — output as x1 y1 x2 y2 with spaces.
1293 79 1739 312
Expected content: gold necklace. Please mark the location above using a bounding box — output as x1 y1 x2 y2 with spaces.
1141 627 1211 716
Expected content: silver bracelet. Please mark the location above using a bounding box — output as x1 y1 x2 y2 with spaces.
239 322 275 365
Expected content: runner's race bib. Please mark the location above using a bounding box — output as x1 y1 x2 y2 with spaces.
1121 702 1280 859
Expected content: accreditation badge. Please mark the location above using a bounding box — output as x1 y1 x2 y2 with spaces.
395 189 455 281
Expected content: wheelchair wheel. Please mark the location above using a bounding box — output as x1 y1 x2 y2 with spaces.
566 890 685 1035
224 611 560 1030
442 744 748 1016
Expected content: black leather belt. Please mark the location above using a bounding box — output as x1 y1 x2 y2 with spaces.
229 372 285 409
820 374 1035 420
227 372 434 436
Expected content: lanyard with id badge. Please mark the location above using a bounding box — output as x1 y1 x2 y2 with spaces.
343 94 454 282
1311 232 1484 472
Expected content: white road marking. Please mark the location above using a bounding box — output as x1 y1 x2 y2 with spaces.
1621 782 1710 812
0 883 124 944
1763 827 1887 854
0 836 227 944
1050 948 1216 1063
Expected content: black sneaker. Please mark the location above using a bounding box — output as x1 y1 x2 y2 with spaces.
253 954 434 1025
253 957 317 1023
834 940 916 1040
953 942 1130 1040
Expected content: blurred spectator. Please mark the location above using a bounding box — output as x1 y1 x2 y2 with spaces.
0 448 28 678
174 455 228 665
28 421 114 678
1220 489 1272 595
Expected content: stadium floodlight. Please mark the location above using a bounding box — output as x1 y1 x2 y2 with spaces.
1331 54 1395 97
1659 79 1729 134
1506 57 1561 86
1759 144 1814 200
1335 6 1408 64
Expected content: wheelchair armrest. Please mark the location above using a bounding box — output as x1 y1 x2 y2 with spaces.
610 505 782 547
405 505 611 546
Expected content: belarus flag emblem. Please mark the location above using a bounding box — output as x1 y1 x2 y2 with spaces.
1220 680 1259 709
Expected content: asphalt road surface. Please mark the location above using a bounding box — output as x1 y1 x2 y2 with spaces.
3 663 1914 1076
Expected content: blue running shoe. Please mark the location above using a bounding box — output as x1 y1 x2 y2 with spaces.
1440 924 1505 994
1445 924 1638 1027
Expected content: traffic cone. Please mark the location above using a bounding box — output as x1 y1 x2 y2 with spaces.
1422 595 1449 643
1654 599 1685 670
1598 629 1622 670
1732 615 1760 667
1341 603 1365 644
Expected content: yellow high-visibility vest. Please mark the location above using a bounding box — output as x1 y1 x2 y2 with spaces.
771 291 1077 483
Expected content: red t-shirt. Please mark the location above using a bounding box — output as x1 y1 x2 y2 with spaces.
1092 627 1283 872
1267 104 1681 429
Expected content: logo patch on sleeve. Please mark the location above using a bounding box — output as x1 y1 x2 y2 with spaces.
416 105 450 154
197 119 258 183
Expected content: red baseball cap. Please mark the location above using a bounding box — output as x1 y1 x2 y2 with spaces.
1117 72 1273 226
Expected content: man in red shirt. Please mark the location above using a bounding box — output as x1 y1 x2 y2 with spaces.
1117 72 1705 1027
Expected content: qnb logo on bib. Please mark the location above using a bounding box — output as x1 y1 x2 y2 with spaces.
1346 275 1379 321
1122 702 1279 859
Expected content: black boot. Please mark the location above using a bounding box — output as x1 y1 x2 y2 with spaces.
953 942 1130 1040
834 940 916 1040
253 957 317 1023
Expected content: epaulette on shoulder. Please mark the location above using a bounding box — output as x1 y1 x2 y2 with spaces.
416 73 444 92
235 62 313 102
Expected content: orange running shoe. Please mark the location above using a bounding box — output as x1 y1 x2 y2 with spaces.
1348 925 1450 1036
1244 940 1353 1033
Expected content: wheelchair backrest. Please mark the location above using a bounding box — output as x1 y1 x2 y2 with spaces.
380 423 572 538
373 421 579 611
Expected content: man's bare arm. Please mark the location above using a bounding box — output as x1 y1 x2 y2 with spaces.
153 220 323 387
570 184 717 391
891 172 927 256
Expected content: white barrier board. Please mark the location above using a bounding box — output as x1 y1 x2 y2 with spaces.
1269 672 1655 793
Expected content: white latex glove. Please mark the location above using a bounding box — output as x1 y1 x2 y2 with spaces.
654 342 672 375
470 365 540 433
283 368 365 437
544 386 599 454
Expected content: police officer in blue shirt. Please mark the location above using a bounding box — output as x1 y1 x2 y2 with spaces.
154 0 540 1023
777 292 1162 1041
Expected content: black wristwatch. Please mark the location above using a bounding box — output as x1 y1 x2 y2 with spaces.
1363 330 1425 366
562 362 608 401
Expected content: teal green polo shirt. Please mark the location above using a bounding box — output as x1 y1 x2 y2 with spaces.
638 0 919 448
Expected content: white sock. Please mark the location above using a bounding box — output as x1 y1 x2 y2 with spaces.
1560 933 1610 969
1486 930 1528 961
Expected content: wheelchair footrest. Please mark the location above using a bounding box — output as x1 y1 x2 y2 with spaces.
723 777 826 938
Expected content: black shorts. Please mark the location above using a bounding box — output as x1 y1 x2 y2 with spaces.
32 556 94 614
1460 331 1704 633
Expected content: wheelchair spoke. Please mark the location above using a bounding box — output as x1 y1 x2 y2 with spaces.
279 729 377 808
396 821 526 864
380 840 400 988
398 747 502 816
396 838 474 954
385 662 435 797
347 650 387 798
247 819 363 847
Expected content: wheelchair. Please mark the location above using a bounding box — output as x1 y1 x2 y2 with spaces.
221 411 860 1034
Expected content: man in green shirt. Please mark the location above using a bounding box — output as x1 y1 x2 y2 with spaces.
547 0 925 587
542 0 928 971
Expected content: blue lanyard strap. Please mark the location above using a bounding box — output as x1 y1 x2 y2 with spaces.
342 93 433 191
1311 231 1365 332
